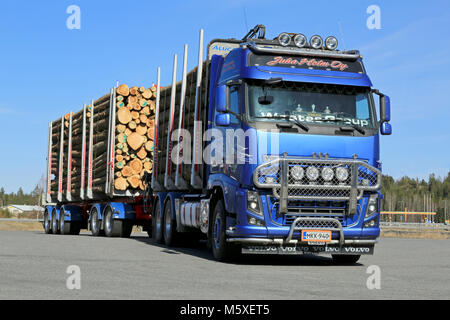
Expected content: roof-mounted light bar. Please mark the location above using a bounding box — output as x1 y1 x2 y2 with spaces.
245 42 360 61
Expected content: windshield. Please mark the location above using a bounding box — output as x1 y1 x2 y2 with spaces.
247 80 376 129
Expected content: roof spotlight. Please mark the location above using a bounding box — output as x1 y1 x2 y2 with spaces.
278 32 291 47
325 36 338 50
310 35 323 49
293 34 307 48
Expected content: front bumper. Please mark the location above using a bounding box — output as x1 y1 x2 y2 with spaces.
227 216 378 255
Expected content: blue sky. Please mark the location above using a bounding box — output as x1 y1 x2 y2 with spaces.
0 0 449 193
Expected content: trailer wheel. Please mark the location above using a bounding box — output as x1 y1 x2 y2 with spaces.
59 211 70 235
44 209 52 234
163 200 178 246
211 200 240 262
332 255 361 265
152 200 164 243
104 207 132 238
51 209 60 234
90 207 103 237
59 212 81 236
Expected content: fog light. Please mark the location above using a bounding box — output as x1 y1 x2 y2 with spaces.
325 36 338 50
321 167 334 182
310 35 323 49
278 32 291 47
306 166 319 181
293 34 307 48
364 219 377 228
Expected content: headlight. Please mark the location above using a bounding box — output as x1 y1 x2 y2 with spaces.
306 167 319 181
265 176 276 184
278 33 291 47
365 194 379 218
336 167 349 182
310 35 323 49
293 34 307 48
321 167 334 182
325 36 338 50
247 190 263 216
290 166 305 181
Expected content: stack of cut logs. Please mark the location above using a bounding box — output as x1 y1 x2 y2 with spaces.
113 84 156 192
49 83 156 200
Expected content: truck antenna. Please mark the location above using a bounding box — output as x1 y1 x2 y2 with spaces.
243 6 249 33
338 20 347 51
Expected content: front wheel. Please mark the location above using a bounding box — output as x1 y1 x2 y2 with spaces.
211 200 240 262
332 255 361 265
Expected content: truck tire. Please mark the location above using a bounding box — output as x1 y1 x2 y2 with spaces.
44 209 52 234
211 200 240 262
60 216 81 236
152 200 164 244
59 211 70 235
332 255 361 265
90 207 103 237
51 209 60 234
163 200 178 246
104 207 132 238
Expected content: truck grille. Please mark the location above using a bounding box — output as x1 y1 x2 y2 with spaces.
284 215 344 229
267 198 348 227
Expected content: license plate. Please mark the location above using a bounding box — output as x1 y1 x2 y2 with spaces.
301 230 332 243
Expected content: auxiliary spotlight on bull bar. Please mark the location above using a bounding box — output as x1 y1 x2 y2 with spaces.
253 153 382 215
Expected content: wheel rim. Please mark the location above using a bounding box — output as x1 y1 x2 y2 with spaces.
52 211 58 232
44 211 49 230
155 204 162 239
92 209 98 232
164 206 171 239
105 210 112 233
60 211 65 232
213 217 221 249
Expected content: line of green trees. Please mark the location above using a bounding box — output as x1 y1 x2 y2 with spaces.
0 186 42 207
381 172 450 223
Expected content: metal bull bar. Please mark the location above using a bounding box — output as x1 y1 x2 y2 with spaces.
285 217 344 246
253 154 382 215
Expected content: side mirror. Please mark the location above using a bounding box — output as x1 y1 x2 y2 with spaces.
380 95 391 123
216 113 231 126
380 122 392 135
216 85 227 113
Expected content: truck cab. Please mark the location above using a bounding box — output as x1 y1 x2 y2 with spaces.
152 25 392 263
204 27 392 262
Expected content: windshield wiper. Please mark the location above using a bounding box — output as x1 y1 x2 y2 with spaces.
339 125 366 135
253 115 309 132
312 118 366 135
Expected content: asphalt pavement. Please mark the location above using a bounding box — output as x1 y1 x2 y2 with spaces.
0 230 449 299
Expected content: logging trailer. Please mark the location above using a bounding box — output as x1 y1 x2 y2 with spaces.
44 25 392 263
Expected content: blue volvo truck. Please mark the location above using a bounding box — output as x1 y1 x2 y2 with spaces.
151 25 392 263
43 25 391 264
